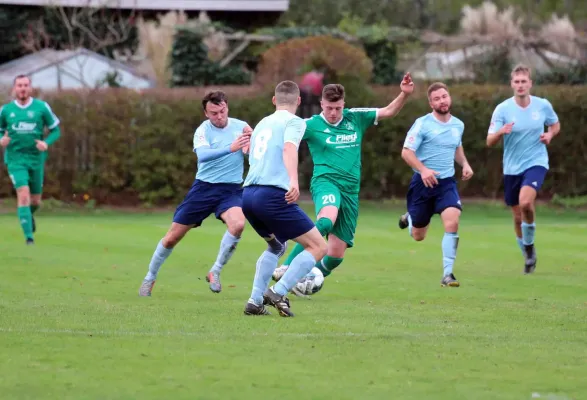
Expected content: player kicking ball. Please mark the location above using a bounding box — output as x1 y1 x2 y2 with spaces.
0 75 61 245
486 64 560 274
139 91 252 296
241 81 327 317
273 73 414 296
397 82 473 287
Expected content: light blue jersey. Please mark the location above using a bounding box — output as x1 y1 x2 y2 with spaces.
488 96 558 175
193 118 248 184
244 110 306 191
403 113 465 179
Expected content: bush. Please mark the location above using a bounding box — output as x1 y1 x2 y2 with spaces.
255 36 373 89
0 85 585 204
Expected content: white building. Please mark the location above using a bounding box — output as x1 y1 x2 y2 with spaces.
0 48 155 90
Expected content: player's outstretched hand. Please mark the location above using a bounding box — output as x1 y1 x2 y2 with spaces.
230 134 250 153
421 167 439 188
500 122 514 135
462 164 474 181
285 181 300 204
241 126 253 154
539 132 554 145
400 72 414 95
0 134 10 148
35 140 48 152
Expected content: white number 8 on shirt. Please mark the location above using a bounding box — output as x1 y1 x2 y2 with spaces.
252 128 273 160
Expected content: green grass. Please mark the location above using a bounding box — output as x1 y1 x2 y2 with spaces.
1 203 586 400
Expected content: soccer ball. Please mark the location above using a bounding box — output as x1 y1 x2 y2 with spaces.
293 267 325 296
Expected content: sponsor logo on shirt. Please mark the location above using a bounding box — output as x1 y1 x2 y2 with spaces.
11 121 37 133
325 133 358 145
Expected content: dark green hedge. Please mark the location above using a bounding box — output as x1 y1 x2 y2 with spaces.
0 85 585 204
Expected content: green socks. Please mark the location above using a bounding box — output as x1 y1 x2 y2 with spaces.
30 204 39 214
18 206 33 240
315 256 344 277
283 217 334 266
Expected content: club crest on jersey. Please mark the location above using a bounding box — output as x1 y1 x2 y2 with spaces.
451 127 460 137
325 132 358 145
343 121 354 130
531 111 540 120
27 111 35 118
9 112 15 118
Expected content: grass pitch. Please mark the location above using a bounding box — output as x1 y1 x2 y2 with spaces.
1 202 586 399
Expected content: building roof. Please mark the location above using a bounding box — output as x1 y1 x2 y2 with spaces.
0 0 289 11
0 48 154 89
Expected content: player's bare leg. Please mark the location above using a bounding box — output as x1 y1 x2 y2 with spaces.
30 194 42 233
265 227 327 317
207 207 245 293
519 186 538 274
139 222 193 296
440 207 461 287
273 205 338 281
16 186 34 245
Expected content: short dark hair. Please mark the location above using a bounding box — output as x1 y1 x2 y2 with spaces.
202 91 228 111
322 84 345 102
13 74 31 85
274 80 300 105
427 82 449 98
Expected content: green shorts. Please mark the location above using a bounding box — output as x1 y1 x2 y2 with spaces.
7 162 44 194
311 179 359 248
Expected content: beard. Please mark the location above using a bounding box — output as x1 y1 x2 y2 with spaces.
434 106 450 115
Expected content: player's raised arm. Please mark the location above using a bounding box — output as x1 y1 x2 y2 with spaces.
193 124 249 162
375 72 414 121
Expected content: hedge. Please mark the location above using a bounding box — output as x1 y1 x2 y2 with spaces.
0 85 585 205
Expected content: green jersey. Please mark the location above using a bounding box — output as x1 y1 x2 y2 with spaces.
0 98 60 165
303 108 378 194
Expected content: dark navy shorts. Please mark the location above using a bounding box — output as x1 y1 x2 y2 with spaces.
407 174 462 229
173 180 242 226
503 166 547 207
242 185 315 243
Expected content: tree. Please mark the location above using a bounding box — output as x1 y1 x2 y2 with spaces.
18 0 138 88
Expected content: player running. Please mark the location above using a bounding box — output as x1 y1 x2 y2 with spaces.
0 75 61 245
138 91 252 296
397 82 473 287
486 64 560 274
273 73 414 295
242 80 327 317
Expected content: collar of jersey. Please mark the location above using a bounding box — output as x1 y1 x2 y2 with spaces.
320 113 343 127
511 96 533 110
430 113 453 124
13 98 33 109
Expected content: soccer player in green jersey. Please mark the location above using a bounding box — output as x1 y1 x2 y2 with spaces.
273 73 415 295
0 75 61 244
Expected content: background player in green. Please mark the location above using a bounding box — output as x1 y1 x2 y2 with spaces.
0 75 61 244
273 74 415 294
